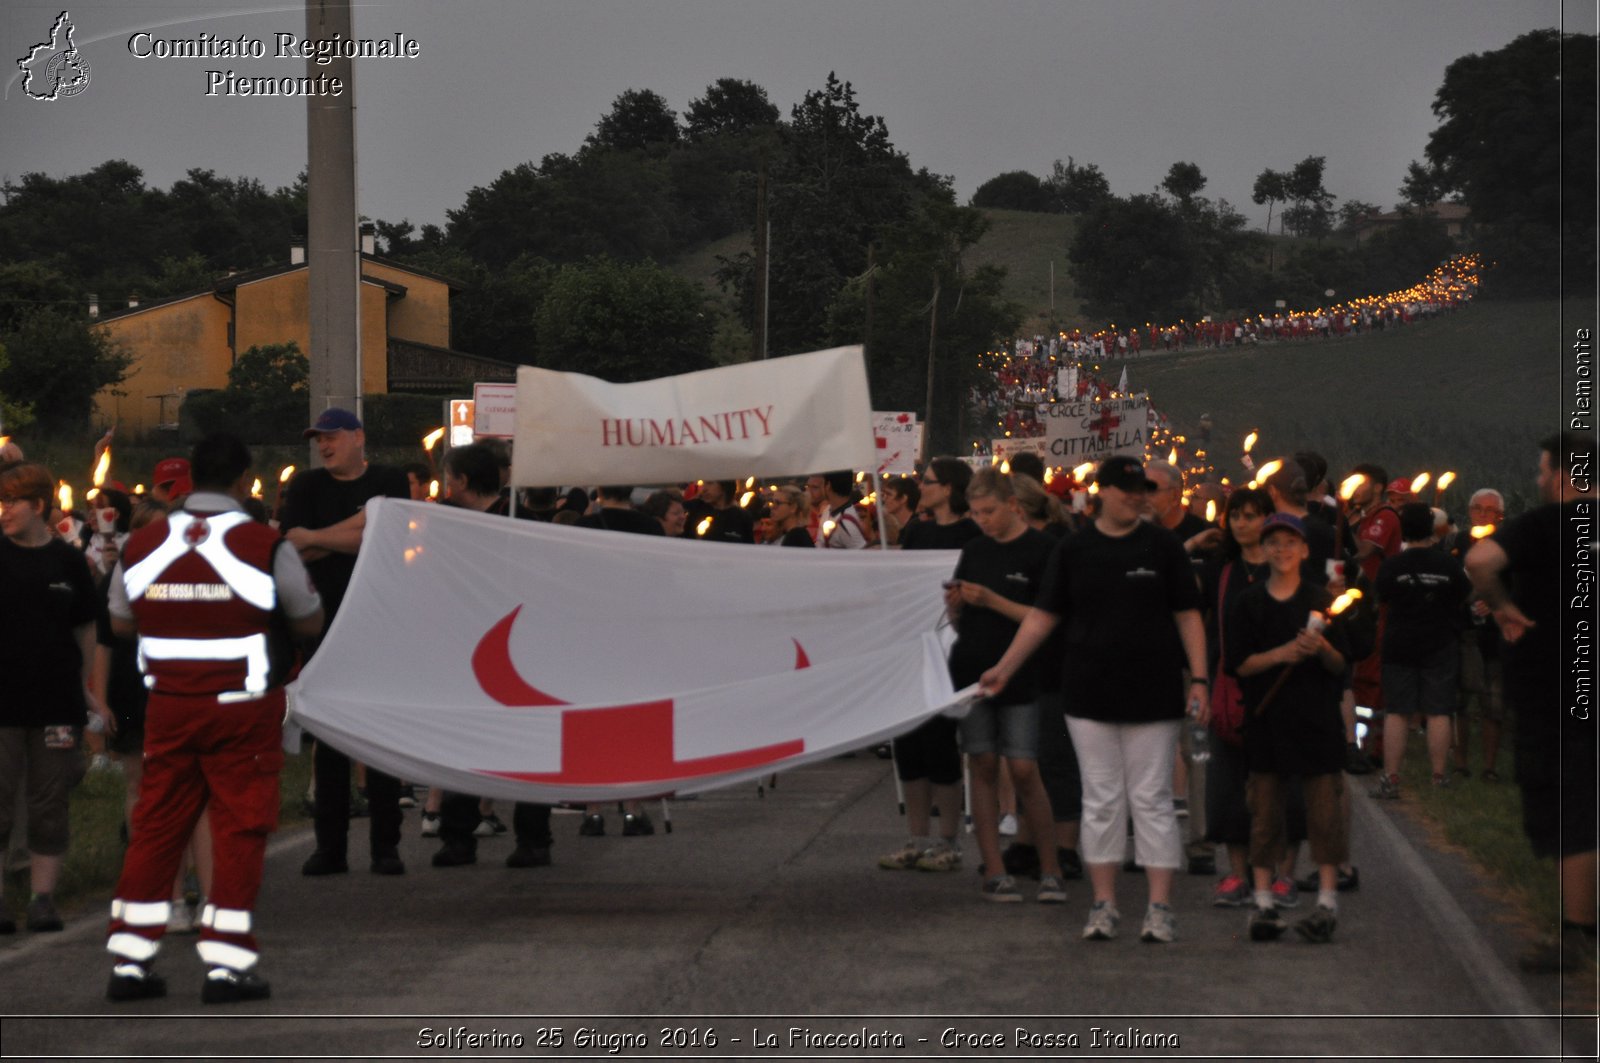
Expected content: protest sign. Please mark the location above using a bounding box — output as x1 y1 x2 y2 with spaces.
1037 395 1150 462
511 346 875 486
871 412 923 475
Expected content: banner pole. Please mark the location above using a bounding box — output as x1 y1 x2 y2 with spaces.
870 469 890 549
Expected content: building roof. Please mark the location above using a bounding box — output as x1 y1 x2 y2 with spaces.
95 252 464 323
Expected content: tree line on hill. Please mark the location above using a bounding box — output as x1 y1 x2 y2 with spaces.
971 28 1593 323
0 29 1590 449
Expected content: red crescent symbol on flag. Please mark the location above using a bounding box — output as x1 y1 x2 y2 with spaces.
471 607 813 705
471 606 568 706
469 607 807 784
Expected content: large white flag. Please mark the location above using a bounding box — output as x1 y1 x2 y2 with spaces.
288 500 966 802
510 346 876 487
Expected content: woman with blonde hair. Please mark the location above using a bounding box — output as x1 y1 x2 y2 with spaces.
1012 473 1071 538
765 484 815 547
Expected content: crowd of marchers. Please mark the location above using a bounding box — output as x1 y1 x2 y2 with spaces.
0 404 1592 1002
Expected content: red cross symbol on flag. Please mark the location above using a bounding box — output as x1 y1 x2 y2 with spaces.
1088 406 1122 441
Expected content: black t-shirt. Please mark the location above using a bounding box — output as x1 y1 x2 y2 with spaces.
576 507 665 536
1224 579 1348 776
0 536 98 727
1168 511 1219 583
1296 510 1337 587
700 504 755 544
1200 554 1270 675
1034 520 1201 723
947 529 1056 706
1376 546 1472 664
1493 502 1574 687
900 516 981 552
278 464 410 619
96 575 147 730
1170 511 1211 545
777 527 815 548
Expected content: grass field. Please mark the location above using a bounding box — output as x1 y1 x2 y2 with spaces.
1119 296 1592 516
963 209 1084 333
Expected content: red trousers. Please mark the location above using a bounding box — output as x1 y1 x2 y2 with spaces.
106 689 283 972
1352 609 1388 712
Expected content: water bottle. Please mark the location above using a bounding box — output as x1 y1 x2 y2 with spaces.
1187 693 1211 763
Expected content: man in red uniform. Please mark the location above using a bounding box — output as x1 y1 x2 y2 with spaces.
103 434 323 1004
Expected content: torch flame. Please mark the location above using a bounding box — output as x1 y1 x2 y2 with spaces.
92 447 112 488
1338 473 1366 501
279 464 296 483
999 460 1011 474
739 491 755 508
250 478 263 498
1243 431 1258 454
1410 471 1430 493
1072 461 1095 481
57 482 73 513
422 427 446 452
0 435 9 450
1043 466 1055 485
1087 482 1100 495
1328 588 1364 616
428 479 440 500
1470 523 1496 539
696 516 713 537
1436 471 1456 493
1168 447 1178 465
1205 499 1217 523
1255 458 1285 483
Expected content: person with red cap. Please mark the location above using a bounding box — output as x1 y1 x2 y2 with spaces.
150 458 191 506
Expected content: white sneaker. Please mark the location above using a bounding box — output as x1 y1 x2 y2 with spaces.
419 813 441 838
1082 901 1120 940
1140 903 1177 943
998 813 1019 836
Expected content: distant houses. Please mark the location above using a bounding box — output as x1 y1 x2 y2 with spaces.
1348 202 1472 244
93 245 516 436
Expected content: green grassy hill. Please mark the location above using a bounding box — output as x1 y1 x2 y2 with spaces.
964 209 1083 333
1119 297 1589 516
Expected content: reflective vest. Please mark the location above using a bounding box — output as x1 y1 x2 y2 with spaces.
122 509 283 701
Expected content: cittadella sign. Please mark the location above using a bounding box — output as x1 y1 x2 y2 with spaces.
1037 395 1150 461
510 346 876 487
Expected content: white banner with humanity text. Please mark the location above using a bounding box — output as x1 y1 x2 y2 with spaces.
511 346 876 487
288 500 966 802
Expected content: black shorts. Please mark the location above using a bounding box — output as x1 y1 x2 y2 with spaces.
892 715 962 785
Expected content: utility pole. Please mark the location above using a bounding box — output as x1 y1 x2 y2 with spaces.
752 159 768 360
863 243 874 361
921 278 939 463
305 0 360 463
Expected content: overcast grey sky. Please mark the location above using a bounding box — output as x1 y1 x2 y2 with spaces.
2 0 1592 240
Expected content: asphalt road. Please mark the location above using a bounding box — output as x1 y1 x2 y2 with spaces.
0 755 1593 1061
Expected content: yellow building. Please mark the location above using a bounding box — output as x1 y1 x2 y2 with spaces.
93 252 512 436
